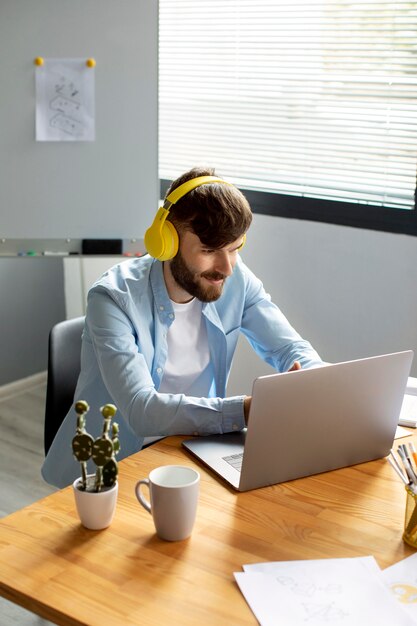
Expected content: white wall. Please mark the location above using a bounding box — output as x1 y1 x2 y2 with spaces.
227 214 417 395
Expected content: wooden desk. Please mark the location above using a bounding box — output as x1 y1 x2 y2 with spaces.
0 435 415 626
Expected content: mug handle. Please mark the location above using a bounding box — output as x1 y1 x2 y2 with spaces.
135 479 151 513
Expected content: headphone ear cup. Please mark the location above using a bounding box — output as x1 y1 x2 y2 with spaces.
144 210 179 260
158 220 179 261
144 222 164 259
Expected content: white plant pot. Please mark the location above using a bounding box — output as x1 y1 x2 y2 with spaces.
73 475 118 530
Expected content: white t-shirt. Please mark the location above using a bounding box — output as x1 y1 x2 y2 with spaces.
159 297 212 396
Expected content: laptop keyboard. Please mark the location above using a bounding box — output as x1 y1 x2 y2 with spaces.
222 452 243 472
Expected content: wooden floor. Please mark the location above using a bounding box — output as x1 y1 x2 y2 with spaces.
0 374 56 625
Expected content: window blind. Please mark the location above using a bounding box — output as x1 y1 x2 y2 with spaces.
159 0 417 211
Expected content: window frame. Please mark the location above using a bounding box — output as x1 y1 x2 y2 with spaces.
160 180 417 236
159 0 417 238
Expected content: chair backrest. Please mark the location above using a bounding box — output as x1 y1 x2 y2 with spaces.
44 316 85 455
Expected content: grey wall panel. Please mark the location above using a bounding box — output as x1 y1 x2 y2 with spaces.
0 0 158 240
0 259 65 385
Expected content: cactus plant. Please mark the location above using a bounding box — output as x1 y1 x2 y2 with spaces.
72 400 120 492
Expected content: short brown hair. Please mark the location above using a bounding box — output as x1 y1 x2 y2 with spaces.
165 166 252 249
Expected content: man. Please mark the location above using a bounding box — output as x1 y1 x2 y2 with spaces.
42 167 322 488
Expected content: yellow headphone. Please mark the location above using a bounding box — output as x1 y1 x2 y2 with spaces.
144 175 246 261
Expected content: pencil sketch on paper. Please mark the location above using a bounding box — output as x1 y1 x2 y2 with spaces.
275 575 348 621
276 575 343 598
237 557 417 626
35 58 95 141
301 601 348 622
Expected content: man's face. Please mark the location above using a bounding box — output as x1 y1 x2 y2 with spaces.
169 230 245 302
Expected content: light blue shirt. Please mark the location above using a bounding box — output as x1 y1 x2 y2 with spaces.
42 255 322 487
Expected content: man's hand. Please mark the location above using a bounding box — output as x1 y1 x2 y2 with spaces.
288 360 301 372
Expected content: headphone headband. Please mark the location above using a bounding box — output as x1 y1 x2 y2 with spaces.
144 175 244 261
163 176 230 208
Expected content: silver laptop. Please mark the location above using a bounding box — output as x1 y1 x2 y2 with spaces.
182 351 413 491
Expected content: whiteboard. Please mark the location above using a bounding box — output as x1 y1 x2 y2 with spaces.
0 0 158 240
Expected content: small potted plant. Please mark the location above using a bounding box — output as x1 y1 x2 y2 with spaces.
71 400 120 530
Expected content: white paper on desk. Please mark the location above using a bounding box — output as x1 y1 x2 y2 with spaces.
243 555 381 575
381 553 417 622
399 395 417 428
235 558 416 626
406 378 417 396
396 425 414 439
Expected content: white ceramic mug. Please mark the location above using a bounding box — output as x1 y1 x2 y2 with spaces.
135 465 200 541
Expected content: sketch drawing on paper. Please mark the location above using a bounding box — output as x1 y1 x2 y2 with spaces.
276 575 343 598
35 58 95 142
275 575 348 621
301 601 348 621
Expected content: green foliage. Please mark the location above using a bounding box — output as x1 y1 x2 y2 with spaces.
71 401 120 492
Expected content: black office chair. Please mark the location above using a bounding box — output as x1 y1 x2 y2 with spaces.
44 316 85 455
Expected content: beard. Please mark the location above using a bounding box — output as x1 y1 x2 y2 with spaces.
169 250 226 302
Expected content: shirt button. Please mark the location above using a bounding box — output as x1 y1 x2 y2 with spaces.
157 367 162 374
159 305 164 311
169 313 174 319
232 424 239 431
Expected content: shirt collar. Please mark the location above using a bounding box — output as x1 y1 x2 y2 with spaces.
149 259 174 321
